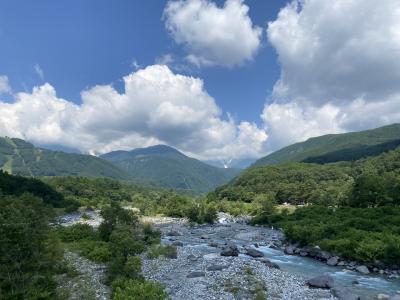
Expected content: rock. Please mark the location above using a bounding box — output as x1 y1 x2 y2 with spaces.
208 241 219 248
300 251 308 257
317 251 332 261
338 261 346 266
284 245 296 255
186 271 206 278
206 265 227 271
254 243 259 248
355 265 370 274
166 230 181 236
327 256 339 266
221 243 239 257
172 241 183 247
352 280 359 285
246 248 264 258
331 287 360 300
187 254 198 262
377 294 390 300
262 259 280 269
200 234 209 239
306 275 334 289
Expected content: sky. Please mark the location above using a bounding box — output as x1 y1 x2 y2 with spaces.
0 0 400 166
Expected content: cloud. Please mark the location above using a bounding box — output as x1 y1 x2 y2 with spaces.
0 75 11 94
34 64 44 80
164 0 262 67
262 0 400 150
0 65 268 161
267 0 400 105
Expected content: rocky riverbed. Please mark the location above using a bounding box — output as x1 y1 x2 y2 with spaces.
141 220 335 300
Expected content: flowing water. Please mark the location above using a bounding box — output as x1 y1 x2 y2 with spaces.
259 246 400 299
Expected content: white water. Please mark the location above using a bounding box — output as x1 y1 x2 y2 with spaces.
260 246 400 299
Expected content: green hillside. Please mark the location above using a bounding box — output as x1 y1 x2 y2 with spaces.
0 137 128 179
101 145 240 193
211 145 400 206
253 123 400 167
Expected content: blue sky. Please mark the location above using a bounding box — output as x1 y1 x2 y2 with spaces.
0 0 399 164
0 0 286 122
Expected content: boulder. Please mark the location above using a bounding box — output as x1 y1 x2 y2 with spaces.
356 265 370 274
200 234 209 239
331 287 360 300
221 243 239 257
306 275 334 289
172 241 183 247
377 294 390 300
166 230 181 236
327 256 339 266
206 265 227 271
300 251 308 257
246 248 264 258
208 241 219 248
262 259 280 269
187 271 206 278
284 245 296 255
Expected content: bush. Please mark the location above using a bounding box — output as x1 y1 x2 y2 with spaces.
112 278 167 300
187 201 217 224
71 240 112 263
147 245 177 259
57 223 97 242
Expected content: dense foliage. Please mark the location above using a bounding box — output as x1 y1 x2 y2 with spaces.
0 137 129 179
0 194 62 299
256 206 400 264
213 147 400 207
101 145 239 193
252 123 400 167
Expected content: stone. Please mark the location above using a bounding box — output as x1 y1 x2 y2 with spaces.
331 287 360 300
200 234 209 239
262 259 280 269
300 251 308 257
377 294 390 300
306 275 334 289
206 265 227 271
187 271 206 278
167 230 181 236
208 241 219 248
284 245 296 255
327 256 339 266
221 243 239 257
172 241 183 247
187 254 198 262
355 265 370 274
246 248 264 258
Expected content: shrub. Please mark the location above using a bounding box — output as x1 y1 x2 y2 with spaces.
147 245 177 259
112 278 167 300
57 223 97 242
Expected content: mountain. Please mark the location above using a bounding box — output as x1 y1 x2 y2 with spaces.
253 123 400 167
203 158 256 169
0 137 128 179
101 145 240 193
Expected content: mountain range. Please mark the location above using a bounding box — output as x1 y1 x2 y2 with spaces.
253 123 400 167
100 145 240 193
0 138 239 193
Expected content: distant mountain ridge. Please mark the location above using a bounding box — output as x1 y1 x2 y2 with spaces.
0 137 128 179
253 123 400 167
101 145 240 193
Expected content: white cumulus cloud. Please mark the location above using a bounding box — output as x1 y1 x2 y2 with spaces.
164 0 262 67
262 0 400 150
0 65 268 161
